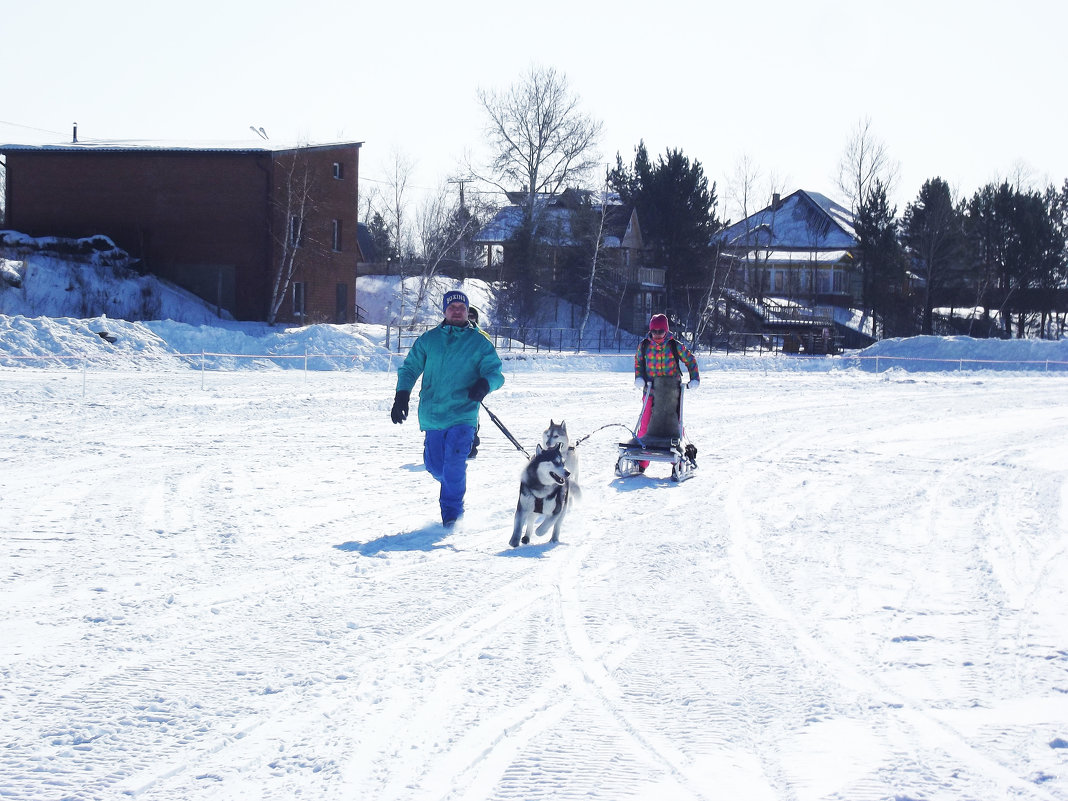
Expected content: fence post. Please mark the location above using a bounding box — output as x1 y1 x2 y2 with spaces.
201 350 206 390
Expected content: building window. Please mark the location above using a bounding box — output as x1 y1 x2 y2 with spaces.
333 162 344 179
293 281 306 323
332 219 343 252
335 283 348 323
289 216 304 248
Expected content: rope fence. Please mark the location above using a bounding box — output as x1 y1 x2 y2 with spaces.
841 354 1068 373
3 350 1067 376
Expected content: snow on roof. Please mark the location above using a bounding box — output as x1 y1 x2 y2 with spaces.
474 194 633 246
718 189 857 251
0 138 363 154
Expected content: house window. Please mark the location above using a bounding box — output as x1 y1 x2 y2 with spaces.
333 162 344 179
293 281 306 322
332 219 343 252
289 216 305 247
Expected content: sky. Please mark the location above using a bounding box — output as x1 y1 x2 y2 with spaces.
3 0 1067 220
2 260 1068 798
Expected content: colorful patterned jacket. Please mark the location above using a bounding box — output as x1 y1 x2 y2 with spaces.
634 335 699 382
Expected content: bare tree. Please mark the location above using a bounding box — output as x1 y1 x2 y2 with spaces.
267 147 321 325
381 149 415 261
578 187 611 344
725 155 787 301
359 181 382 229
725 154 761 225
835 117 899 215
402 181 488 328
476 65 603 222
379 149 416 322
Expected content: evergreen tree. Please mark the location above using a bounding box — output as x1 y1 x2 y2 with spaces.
966 182 1066 337
854 180 905 337
901 178 965 335
609 141 719 330
366 211 396 263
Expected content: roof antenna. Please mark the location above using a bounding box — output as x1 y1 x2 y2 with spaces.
72 122 78 143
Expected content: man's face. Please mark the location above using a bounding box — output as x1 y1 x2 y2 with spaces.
445 301 469 325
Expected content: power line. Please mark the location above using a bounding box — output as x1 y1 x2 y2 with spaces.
0 119 67 136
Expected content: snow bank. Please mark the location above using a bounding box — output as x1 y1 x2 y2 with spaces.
1 231 1065 374
851 335 1068 372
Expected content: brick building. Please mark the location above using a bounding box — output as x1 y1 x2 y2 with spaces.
0 138 363 323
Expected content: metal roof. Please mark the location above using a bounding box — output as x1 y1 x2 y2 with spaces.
0 138 363 154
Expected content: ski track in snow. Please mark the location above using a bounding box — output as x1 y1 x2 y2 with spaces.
1 367 1067 800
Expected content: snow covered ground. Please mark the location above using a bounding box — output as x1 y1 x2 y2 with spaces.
2 241 1068 799
2 338 1068 800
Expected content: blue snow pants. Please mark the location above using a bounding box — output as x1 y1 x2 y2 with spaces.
422 425 476 524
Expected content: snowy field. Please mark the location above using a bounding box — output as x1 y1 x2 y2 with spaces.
2 356 1068 800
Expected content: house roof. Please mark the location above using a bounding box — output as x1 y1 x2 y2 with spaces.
0 138 363 155
473 191 636 247
717 189 856 252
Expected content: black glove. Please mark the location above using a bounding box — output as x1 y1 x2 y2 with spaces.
467 377 490 402
390 390 410 424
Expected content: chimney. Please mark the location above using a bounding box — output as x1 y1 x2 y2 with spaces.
772 193 781 210
72 122 78 143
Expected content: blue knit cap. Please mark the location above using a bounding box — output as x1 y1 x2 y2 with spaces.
442 290 469 312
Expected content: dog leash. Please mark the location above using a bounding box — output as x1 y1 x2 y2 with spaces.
571 423 634 448
480 401 531 459
480 401 633 458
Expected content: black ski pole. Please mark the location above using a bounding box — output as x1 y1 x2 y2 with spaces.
480 401 530 459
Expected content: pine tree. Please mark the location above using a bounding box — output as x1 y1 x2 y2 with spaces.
609 142 719 330
854 180 905 337
901 178 965 335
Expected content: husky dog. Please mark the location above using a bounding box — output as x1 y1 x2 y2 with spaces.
541 420 581 501
510 443 571 548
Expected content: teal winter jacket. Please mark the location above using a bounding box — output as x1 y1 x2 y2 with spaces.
396 322 505 431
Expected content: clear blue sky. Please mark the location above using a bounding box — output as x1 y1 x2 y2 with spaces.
3 0 1065 220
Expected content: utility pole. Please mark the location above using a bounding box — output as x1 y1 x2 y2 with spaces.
448 177 473 274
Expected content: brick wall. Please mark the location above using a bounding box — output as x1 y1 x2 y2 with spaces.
2 143 362 323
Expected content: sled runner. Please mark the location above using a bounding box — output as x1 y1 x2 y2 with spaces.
615 376 698 482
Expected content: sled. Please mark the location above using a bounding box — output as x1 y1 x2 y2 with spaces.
615 376 698 482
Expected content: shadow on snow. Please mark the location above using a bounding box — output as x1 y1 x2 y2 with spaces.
335 524 455 555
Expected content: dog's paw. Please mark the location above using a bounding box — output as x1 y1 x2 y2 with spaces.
521 535 530 544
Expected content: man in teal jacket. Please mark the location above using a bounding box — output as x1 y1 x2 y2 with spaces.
391 290 505 527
